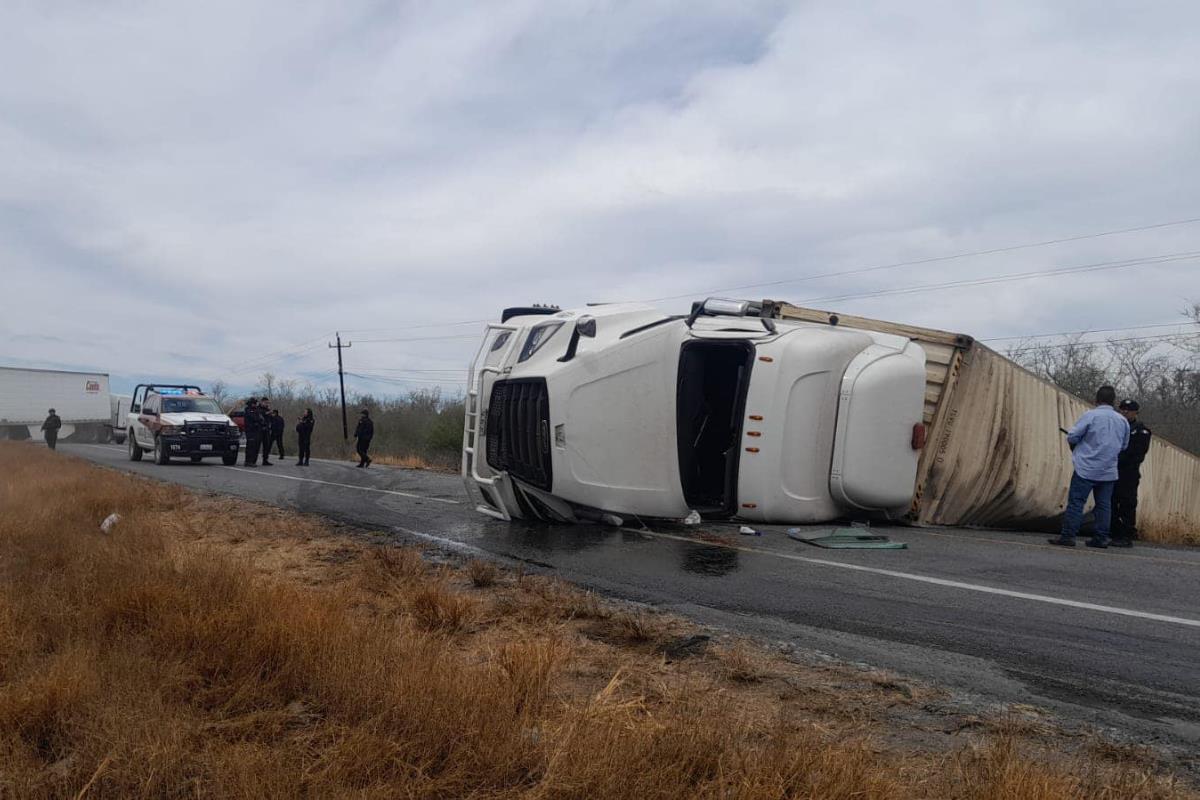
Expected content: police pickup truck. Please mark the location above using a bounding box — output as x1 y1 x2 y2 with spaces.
127 384 240 465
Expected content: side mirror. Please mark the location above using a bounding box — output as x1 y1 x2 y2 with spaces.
558 316 596 363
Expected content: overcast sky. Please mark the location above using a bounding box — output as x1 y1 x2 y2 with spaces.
2 1 1198 397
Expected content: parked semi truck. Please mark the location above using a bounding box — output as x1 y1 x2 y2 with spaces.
463 299 1200 537
0 366 111 443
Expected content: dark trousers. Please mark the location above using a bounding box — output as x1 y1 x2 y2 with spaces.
1112 475 1140 541
245 435 260 465
356 438 371 465
297 433 312 465
269 432 284 458
45 432 57 450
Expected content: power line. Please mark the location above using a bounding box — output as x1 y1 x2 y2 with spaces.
346 371 467 386
980 321 1195 342
339 319 489 334
1002 332 1200 355
797 251 1200 306
353 333 482 344
647 215 1200 302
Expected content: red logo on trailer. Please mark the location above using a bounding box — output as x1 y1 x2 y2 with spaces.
85 380 101 393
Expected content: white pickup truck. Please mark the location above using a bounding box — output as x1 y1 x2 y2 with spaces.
127 384 241 465
462 299 927 525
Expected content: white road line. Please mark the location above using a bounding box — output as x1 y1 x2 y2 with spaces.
225 467 461 504
624 527 1200 630
66 444 1200 626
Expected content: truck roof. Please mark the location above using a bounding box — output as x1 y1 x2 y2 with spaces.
0 365 110 377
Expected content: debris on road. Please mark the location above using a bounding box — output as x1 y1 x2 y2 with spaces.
738 525 761 536
787 527 907 550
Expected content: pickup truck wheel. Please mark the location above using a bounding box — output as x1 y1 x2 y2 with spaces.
222 453 238 466
129 433 143 461
154 437 170 465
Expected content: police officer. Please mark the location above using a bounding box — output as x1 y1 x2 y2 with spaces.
41 408 62 450
295 408 314 466
1111 399 1152 547
354 408 373 468
258 397 274 466
242 398 262 467
268 409 286 460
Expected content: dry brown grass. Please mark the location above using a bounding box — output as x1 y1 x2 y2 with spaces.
0 441 1194 800
467 558 499 588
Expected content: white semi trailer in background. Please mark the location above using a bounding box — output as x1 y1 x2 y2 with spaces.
0 366 112 443
462 300 928 525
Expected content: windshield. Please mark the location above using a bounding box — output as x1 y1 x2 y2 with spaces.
161 397 222 414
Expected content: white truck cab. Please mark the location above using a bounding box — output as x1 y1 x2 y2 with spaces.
463 299 927 525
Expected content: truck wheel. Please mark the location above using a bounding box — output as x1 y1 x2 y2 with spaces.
129 433 143 462
222 453 238 466
154 437 170 465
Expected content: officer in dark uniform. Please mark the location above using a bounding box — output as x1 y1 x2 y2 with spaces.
242 398 261 467
1111 399 1151 547
354 408 373 468
41 408 62 450
258 397 274 465
268 410 286 460
295 408 314 466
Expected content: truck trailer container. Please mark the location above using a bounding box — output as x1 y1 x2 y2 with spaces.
0 366 111 443
765 301 1200 538
462 300 1200 540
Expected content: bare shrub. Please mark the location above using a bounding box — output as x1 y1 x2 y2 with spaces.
408 582 479 633
467 559 499 588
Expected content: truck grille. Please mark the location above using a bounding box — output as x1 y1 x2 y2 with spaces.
485 378 552 490
185 423 226 435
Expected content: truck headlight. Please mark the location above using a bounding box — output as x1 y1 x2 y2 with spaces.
161 424 184 435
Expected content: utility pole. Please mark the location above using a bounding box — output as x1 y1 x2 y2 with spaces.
329 332 352 440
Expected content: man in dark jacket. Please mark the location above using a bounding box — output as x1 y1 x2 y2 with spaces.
41 408 62 450
354 408 373 468
258 397 274 465
268 410 286 460
1111 399 1152 547
242 398 261 467
296 409 314 466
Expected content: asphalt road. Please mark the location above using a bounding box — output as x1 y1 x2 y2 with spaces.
62 443 1200 751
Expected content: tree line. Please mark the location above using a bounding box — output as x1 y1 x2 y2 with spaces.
209 375 464 469
1006 302 1200 454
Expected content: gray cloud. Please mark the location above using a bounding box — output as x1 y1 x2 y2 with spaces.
1 1 1197 395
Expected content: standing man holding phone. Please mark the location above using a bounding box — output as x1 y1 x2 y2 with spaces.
1049 386 1129 549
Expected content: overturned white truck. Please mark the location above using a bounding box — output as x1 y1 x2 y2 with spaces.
462 300 928 525
464 299 1200 536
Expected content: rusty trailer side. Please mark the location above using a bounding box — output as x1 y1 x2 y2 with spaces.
766 301 1200 538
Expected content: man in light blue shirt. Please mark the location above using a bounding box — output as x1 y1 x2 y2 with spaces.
1049 386 1130 549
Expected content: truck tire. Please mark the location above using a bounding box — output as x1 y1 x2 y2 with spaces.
154 437 170 465
222 453 238 466
129 433 143 461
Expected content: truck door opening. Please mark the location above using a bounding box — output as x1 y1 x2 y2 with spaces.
676 340 754 516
